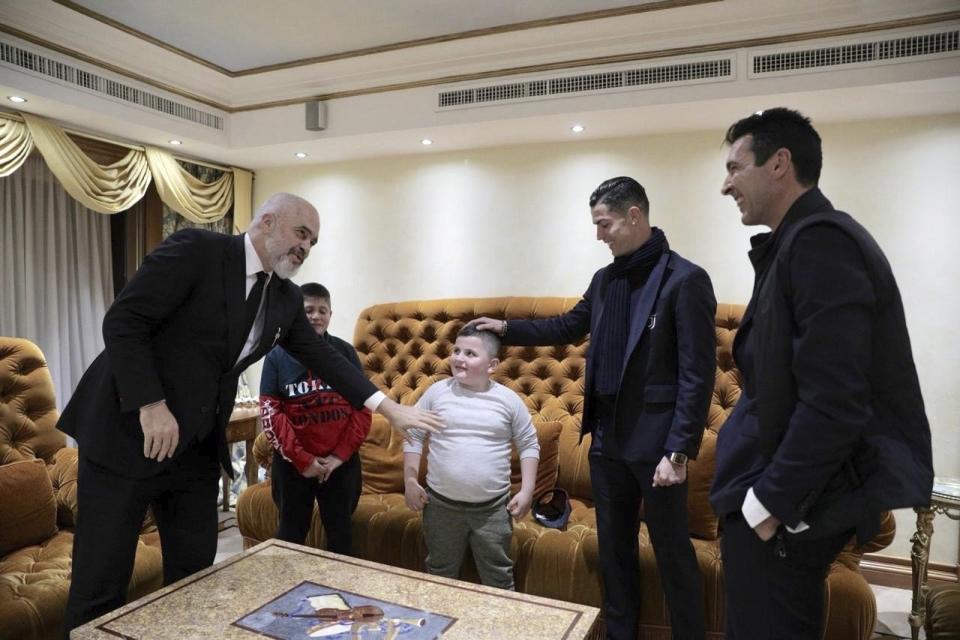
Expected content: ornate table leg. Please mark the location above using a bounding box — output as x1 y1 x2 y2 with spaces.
909 506 934 640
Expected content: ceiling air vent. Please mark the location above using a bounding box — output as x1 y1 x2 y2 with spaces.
752 29 959 76
0 39 224 130
438 57 733 109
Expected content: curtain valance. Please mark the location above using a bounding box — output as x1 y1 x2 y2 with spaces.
24 113 151 213
0 112 251 227
0 117 33 177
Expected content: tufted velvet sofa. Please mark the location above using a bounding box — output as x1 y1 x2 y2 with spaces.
236 298 894 639
0 337 163 640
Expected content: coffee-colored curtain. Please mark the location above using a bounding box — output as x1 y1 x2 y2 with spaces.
0 155 114 410
22 113 151 214
0 117 34 177
145 146 232 223
232 168 253 232
1 112 251 226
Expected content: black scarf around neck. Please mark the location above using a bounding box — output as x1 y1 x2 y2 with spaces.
593 227 668 396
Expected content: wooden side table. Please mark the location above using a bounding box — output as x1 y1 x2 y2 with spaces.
909 477 960 640
222 406 260 512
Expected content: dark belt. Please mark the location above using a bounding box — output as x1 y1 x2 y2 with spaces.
425 485 508 509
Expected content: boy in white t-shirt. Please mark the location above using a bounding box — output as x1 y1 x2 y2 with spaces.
403 324 539 590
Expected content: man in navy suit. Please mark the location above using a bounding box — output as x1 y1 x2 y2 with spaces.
475 177 716 639
58 193 443 634
710 108 933 639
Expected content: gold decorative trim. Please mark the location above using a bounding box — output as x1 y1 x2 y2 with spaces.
52 0 720 77
861 552 959 590
3 11 958 114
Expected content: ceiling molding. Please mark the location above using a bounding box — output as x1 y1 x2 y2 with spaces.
231 10 960 111
53 0 720 77
4 10 958 114
51 0 234 75
0 23 232 112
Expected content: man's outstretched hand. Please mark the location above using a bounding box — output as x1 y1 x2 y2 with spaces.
378 398 445 434
469 317 505 334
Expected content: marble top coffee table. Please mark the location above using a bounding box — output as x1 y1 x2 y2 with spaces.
72 539 599 639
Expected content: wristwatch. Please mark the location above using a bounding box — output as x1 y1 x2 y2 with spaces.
668 451 688 465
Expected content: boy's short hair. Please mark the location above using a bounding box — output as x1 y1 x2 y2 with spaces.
300 282 330 303
457 323 501 359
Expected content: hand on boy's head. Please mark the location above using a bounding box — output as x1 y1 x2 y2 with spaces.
404 479 429 512
507 491 534 520
468 317 504 334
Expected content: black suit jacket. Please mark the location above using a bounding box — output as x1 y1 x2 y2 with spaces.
711 189 932 541
58 229 377 479
505 250 716 463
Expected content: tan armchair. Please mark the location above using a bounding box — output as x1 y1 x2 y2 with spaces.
236 298 893 639
0 337 163 640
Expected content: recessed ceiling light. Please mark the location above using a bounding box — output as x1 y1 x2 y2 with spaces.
420 139 433 146
295 152 308 158
7 96 27 103
571 124 585 133
169 139 182 145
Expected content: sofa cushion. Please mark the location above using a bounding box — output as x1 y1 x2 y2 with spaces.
360 414 406 494
0 338 65 467
926 582 960 640
0 458 57 556
510 420 562 497
686 430 719 540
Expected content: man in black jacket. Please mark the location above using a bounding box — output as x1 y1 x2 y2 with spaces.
710 108 933 639
59 193 443 634
475 177 716 639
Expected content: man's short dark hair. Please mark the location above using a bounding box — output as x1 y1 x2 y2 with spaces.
300 282 330 303
724 108 822 186
457 323 501 359
589 176 649 216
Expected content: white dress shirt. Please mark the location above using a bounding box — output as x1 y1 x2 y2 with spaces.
742 487 810 534
237 234 386 412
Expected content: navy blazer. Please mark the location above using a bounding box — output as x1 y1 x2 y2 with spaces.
58 229 377 479
711 189 932 541
505 250 716 463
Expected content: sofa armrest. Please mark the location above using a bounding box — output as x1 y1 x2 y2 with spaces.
49 447 78 528
855 510 896 554
47 446 158 535
253 431 273 476
835 510 897 570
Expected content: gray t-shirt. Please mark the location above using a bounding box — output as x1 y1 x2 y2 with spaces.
404 378 539 503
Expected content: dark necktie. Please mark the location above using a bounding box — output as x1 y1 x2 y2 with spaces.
244 271 267 336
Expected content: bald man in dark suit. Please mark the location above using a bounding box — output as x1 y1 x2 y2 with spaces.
59 193 443 634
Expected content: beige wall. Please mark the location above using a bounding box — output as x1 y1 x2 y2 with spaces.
253 113 960 565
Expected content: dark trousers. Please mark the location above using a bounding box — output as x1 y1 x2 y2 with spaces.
63 447 220 636
590 455 705 640
270 450 362 555
721 512 850 640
